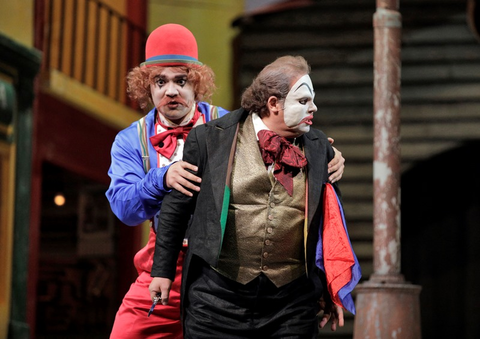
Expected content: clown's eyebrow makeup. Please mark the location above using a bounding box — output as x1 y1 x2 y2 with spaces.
293 82 314 95
156 74 187 81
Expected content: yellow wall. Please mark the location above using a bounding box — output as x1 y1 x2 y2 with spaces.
0 140 16 339
0 0 34 47
148 0 244 111
0 1 33 335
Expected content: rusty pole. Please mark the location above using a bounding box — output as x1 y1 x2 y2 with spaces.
353 1 422 338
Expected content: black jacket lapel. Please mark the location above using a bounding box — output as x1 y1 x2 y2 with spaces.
304 131 327 230
205 108 249 218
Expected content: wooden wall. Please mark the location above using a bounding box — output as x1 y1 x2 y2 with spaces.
234 0 480 337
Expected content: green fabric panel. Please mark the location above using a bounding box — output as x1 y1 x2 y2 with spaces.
219 185 231 250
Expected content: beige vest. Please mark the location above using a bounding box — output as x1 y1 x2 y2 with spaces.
216 115 306 287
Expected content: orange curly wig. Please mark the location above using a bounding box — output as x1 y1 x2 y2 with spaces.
126 65 217 110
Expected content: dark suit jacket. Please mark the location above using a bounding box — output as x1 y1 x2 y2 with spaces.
151 108 337 295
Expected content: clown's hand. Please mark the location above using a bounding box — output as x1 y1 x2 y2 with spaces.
318 296 344 331
165 160 201 196
149 277 172 306
327 137 345 184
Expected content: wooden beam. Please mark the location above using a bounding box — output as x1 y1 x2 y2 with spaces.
39 69 142 130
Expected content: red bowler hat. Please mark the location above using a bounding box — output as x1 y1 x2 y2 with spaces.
140 23 202 67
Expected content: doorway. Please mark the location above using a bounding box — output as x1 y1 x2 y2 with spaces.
36 162 118 338
401 141 480 339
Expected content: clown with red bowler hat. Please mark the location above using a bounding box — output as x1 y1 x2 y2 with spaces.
107 23 229 339
106 24 346 338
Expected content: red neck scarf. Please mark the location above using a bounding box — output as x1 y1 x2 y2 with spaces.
150 107 201 159
257 129 307 196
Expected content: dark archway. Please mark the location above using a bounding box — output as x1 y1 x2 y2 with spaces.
401 141 480 339
36 162 117 338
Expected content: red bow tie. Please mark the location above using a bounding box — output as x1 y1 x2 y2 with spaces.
257 129 307 196
150 108 201 159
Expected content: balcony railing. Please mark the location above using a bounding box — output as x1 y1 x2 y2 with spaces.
42 0 146 106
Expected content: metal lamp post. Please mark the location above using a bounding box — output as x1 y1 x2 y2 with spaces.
353 1 422 338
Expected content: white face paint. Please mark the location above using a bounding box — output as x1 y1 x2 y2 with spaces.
283 74 317 134
150 68 195 125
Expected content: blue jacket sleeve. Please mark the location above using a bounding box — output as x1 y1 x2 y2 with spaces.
197 101 229 122
106 123 170 226
217 106 229 118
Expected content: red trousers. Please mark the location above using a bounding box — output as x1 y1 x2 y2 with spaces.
110 228 186 339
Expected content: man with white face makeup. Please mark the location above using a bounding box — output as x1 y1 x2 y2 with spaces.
149 55 355 338
282 74 317 134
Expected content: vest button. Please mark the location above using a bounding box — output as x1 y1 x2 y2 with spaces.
267 227 273 234
262 265 269 271
270 202 275 208
268 214 274 220
265 239 271 245
263 252 268 258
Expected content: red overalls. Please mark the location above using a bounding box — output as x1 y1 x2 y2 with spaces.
110 227 186 338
